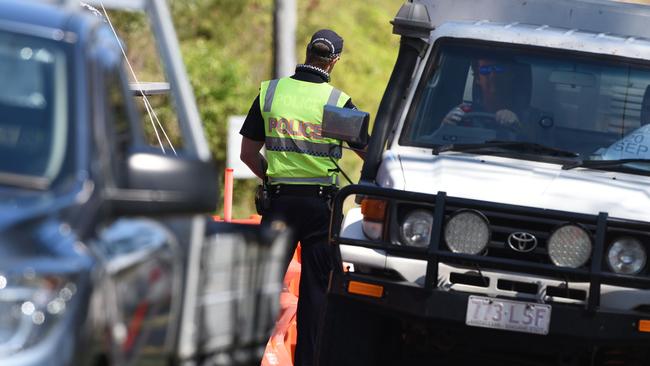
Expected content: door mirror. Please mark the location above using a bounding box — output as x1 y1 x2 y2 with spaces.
110 150 218 215
322 105 369 146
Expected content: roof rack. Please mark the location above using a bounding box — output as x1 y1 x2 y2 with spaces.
414 0 650 40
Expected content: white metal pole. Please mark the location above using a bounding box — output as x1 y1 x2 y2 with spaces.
273 0 296 78
147 0 212 161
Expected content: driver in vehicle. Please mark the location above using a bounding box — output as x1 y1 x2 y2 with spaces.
442 57 522 129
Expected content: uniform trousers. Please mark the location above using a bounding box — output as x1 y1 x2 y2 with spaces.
261 192 333 366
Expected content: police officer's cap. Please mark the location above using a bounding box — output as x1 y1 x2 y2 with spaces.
308 29 343 59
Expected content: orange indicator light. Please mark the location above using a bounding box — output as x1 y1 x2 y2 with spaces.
361 198 387 222
348 281 384 298
639 320 650 333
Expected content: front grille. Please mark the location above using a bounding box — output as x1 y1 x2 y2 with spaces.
546 285 587 301
441 202 598 270
450 272 490 287
497 279 538 294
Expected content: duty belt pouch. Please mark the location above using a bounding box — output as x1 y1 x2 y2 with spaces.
255 183 271 215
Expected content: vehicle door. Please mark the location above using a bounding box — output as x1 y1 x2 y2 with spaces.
87 40 182 366
80 2 291 364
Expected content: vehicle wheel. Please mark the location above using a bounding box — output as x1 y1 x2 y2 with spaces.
316 295 401 366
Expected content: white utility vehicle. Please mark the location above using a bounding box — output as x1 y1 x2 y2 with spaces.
319 1 650 365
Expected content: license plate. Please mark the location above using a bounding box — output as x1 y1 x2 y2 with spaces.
465 296 551 335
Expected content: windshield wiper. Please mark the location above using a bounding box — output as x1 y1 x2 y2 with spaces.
562 158 650 170
0 172 50 190
432 141 579 158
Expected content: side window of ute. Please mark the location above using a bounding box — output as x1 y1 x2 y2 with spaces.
103 66 143 184
106 69 132 156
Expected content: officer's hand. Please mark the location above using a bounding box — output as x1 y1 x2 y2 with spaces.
442 107 464 125
495 109 521 128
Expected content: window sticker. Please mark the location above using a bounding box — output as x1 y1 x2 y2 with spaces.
603 124 650 160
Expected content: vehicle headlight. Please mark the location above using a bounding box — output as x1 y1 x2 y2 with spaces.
607 237 647 275
547 225 592 268
444 210 490 255
0 272 78 357
400 209 434 248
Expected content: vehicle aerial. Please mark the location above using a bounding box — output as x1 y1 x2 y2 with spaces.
0 1 286 365
318 0 650 365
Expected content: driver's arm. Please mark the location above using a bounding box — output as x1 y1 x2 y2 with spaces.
495 109 521 128
442 105 467 125
443 105 522 129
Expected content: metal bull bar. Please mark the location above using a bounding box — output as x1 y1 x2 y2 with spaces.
329 184 650 312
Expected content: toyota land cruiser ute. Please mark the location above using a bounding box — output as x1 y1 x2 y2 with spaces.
317 1 650 365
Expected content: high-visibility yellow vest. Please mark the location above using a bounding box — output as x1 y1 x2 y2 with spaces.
260 77 350 186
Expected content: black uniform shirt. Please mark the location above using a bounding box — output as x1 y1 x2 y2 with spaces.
239 66 357 142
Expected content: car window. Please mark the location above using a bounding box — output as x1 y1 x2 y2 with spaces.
401 41 650 169
0 30 69 181
105 67 133 159
102 64 145 185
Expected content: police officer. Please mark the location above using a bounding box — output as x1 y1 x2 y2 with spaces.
240 29 361 366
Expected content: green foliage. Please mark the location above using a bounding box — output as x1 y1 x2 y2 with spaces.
112 0 401 218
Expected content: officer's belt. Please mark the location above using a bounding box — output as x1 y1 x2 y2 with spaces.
269 184 338 198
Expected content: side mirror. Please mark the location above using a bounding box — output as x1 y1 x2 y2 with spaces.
322 105 369 146
110 150 218 215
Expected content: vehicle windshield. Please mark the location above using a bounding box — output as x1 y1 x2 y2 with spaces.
0 30 70 188
401 40 650 173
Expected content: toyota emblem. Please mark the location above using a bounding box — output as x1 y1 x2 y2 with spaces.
507 232 538 253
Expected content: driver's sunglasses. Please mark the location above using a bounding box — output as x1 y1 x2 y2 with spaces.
478 64 507 75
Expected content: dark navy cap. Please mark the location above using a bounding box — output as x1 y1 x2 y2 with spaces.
308 29 344 58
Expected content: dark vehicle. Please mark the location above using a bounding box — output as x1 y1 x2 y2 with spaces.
318 1 650 365
0 1 286 365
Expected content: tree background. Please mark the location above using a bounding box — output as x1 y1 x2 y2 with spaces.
109 0 401 217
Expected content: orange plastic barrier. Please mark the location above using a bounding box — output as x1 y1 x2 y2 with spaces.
262 245 300 366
